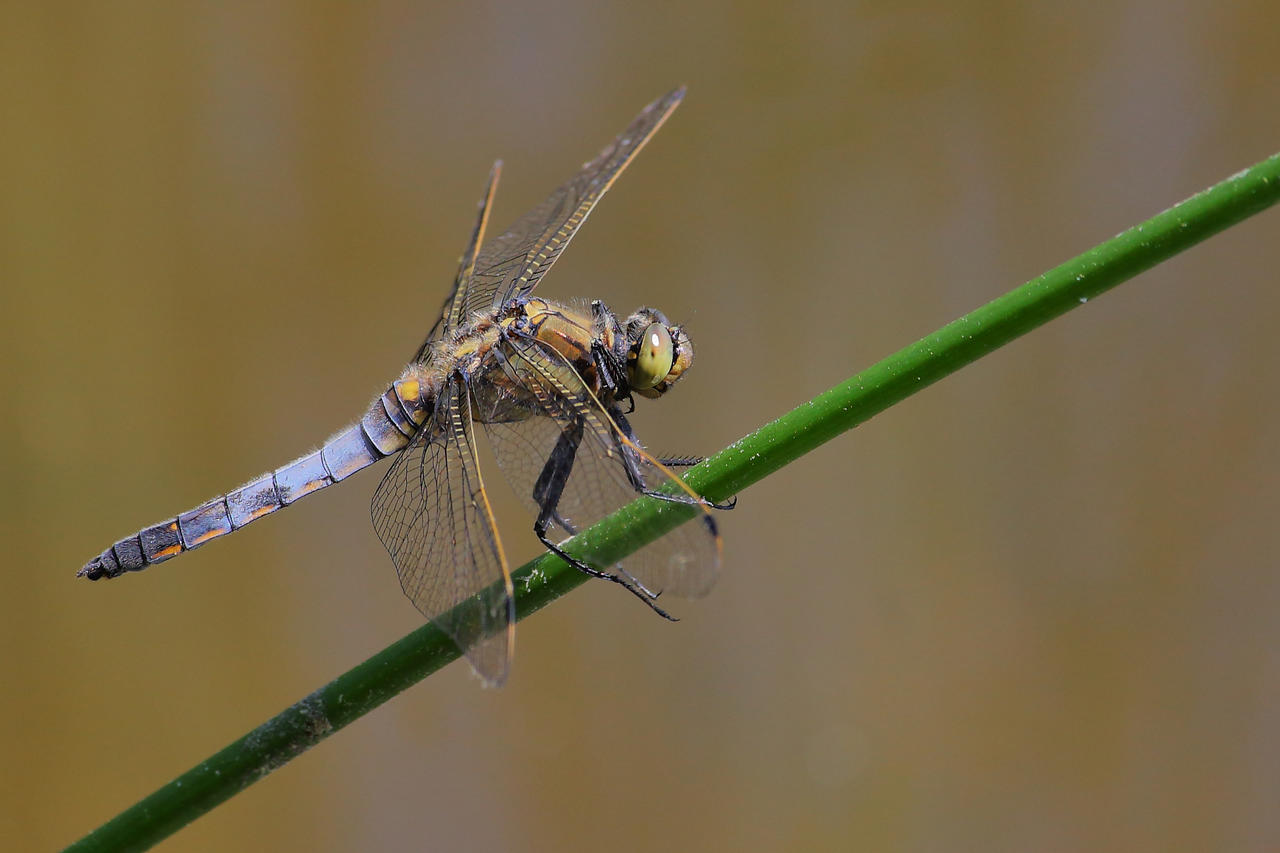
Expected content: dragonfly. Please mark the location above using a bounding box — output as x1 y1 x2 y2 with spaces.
79 87 727 685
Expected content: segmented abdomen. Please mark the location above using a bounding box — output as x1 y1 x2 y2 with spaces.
79 377 431 580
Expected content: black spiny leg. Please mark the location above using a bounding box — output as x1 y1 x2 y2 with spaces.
610 408 737 511
532 420 676 619
658 455 704 467
532 423 580 535
591 338 634 413
656 455 738 509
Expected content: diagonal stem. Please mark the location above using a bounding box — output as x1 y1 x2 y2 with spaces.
64 150 1280 853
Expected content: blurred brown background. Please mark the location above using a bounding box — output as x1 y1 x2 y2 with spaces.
4 3 1280 851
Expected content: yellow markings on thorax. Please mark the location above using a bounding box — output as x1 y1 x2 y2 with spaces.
449 338 484 359
522 299 595 364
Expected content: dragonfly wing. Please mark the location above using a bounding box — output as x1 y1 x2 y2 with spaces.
459 87 685 322
371 374 514 686
413 161 503 363
479 332 719 601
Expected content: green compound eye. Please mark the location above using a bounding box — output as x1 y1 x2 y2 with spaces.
628 323 675 390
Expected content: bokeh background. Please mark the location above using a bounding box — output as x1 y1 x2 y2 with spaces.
4 3 1280 851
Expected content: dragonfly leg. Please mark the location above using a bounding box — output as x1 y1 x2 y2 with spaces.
550 508 578 535
532 420 674 617
657 455 702 467
590 337 634 413
535 527 676 620
612 410 737 512
638 486 737 512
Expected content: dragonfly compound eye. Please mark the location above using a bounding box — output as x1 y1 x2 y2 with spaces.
628 323 675 390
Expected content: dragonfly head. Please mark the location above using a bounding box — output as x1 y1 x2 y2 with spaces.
624 308 693 399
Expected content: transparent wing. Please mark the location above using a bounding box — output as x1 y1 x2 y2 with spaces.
479 333 719 601
458 87 685 323
413 161 502 363
371 374 514 686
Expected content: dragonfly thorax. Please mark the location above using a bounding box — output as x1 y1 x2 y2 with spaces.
510 297 695 404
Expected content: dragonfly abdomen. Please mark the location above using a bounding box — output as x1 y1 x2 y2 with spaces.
78 377 432 580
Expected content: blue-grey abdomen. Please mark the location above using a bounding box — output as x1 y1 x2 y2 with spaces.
79 378 431 580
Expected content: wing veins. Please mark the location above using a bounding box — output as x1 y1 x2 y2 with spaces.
460 88 685 320
370 375 515 685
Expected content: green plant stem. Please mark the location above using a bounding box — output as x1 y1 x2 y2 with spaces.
65 151 1280 853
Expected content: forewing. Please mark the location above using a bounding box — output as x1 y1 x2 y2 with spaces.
371 375 514 685
459 87 685 322
413 161 502 363
480 333 719 601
